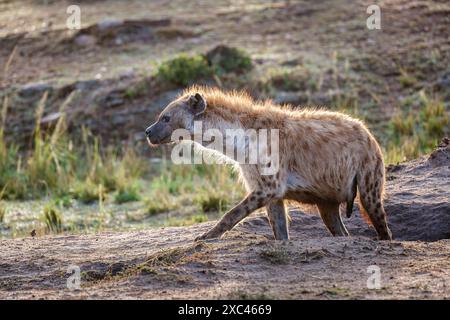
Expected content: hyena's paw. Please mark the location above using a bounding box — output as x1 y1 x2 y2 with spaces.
378 229 393 241
194 234 207 242
194 229 223 241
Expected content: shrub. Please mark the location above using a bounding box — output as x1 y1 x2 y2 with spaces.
156 54 212 86
205 45 253 75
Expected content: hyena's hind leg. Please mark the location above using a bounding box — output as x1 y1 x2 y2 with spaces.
358 191 392 240
358 165 392 240
266 199 289 240
317 202 349 236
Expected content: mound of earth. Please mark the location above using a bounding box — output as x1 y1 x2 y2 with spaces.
0 141 449 300
383 138 450 241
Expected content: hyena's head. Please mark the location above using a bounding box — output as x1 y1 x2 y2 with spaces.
145 93 207 146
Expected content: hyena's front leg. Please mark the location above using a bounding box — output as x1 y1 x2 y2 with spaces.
195 191 274 241
266 199 289 240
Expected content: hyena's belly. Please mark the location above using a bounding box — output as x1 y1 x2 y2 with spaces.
285 190 323 204
286 173 319 203
286 172 349 203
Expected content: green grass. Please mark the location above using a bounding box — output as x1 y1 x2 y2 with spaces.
124 81 148 100
165 213 208 227
41 203 63 233
0 92 148 201
53 195 73 208
146 197 175 215
145 162 243 216
384 92 449 164
398 68 418 88
115 186 141 204
228 289 274 300
195 193 229 213
72 180 105 204
0 202 6 223
265 67 316 92
0 106 243 236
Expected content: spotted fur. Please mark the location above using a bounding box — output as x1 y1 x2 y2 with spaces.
146 86 392 241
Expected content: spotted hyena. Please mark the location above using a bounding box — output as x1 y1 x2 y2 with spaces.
145 86 392 241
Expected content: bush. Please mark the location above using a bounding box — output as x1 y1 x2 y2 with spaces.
156 47 253 86
156 54 212 86
205 45 253 75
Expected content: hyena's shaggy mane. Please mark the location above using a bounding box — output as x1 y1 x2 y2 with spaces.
180 85 363 126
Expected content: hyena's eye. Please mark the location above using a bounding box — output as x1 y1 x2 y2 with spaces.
161 115 170 123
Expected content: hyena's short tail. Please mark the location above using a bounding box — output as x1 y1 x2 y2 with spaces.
356 159 392 240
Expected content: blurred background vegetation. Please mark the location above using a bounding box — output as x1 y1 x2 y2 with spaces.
0 0 448 238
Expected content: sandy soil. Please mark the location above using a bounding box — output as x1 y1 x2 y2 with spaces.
0 141 448 300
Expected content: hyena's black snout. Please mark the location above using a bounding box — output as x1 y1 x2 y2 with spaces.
145 125 153 137
145 122 172 145
145 124 158 145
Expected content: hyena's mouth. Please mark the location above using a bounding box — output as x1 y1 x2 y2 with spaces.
146 134 172 146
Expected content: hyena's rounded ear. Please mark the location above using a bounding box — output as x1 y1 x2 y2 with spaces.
188 93 207 116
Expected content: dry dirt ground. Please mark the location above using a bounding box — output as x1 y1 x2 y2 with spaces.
0 141 448 300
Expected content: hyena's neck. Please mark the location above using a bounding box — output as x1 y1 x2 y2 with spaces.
192 112 242 139
189 113 246 157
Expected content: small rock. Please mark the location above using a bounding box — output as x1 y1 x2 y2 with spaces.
74 34 97 47
119 69 136 79
18 82 52 98
74 79 100 91
437 75 450 88
108 262 127 276
41 112 62 124
97 19 123 31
